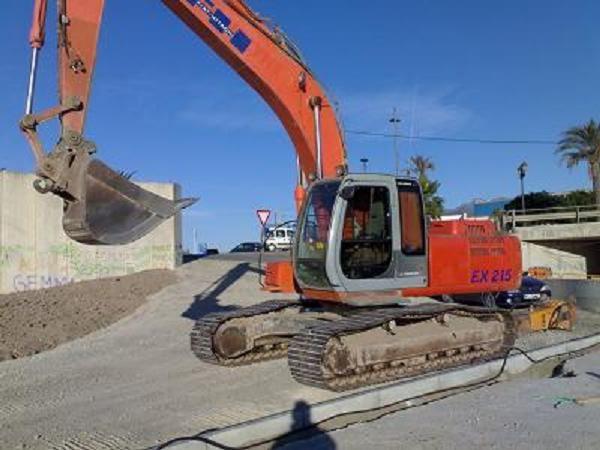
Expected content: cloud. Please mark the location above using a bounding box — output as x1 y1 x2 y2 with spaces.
337 85 473 138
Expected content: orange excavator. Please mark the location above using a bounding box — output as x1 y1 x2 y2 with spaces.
21 0 574 391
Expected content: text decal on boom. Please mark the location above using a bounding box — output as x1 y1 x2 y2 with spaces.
186 0 253 53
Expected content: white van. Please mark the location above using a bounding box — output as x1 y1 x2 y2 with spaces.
264 226 295 251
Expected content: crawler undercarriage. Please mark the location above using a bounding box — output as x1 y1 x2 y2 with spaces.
191 300 515 391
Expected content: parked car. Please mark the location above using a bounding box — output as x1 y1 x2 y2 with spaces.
230 242 262 253
448 275 552 309
264 226 295 251
495 275 552 308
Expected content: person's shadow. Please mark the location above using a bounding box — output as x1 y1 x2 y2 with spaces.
271 400 336 449
151 400 336 449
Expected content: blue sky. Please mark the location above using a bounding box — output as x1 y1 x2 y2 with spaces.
1 1 598 251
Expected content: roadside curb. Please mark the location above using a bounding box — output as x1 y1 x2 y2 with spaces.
168 333 600 449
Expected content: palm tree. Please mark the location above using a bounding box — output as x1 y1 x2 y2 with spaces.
556 119 600 207
408 155 435 179
408 155 444 218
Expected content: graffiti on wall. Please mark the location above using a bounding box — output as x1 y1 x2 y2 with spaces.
1 243 176 293
13 274 75 291
47 243 175 277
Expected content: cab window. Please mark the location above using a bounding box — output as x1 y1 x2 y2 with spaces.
398 183 425 256
340 186 392 279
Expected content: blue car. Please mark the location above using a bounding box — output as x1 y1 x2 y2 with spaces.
495 275 552 308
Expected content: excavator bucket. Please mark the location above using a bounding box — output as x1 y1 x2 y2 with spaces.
62 159 196 245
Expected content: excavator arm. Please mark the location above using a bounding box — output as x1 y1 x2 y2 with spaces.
20 0 347 245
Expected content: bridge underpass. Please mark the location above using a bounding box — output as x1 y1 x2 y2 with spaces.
514 222 600 276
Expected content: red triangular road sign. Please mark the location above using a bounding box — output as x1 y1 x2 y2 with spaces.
256 209 271 226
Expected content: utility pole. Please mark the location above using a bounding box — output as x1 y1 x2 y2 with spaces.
389 108 401 176
517 161 528 212
360 158 369 173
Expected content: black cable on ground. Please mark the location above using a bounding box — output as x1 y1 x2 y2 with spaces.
235 345 588 449
153 343 592 450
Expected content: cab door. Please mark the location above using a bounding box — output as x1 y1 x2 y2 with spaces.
326 175 428 293
394 179 428 287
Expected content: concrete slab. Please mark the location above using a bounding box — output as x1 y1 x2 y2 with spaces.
175 334 600 449
515 222 600 242
281 349 600 450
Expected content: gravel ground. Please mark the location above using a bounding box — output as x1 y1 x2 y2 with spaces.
280 349 600 450
0 257 598 450
0 259 322 450
516 308 600 350
0 270 176 361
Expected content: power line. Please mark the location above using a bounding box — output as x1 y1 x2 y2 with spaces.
345 129 557 145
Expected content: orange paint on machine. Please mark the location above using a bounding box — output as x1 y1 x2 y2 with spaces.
404 219 522 297
264 218 522 301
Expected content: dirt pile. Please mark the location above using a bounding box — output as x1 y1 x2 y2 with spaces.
0 269 176 361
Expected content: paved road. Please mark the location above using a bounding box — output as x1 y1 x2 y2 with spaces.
208 251 291 264
280 350 600 450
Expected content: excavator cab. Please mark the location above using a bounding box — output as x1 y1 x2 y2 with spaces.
294 174 429 298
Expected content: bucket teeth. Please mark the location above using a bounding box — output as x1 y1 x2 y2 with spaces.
62 159 196 245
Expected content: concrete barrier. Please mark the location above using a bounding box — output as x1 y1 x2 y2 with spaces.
513 223 600 275
521 242 587 279
547 279 600 313
167 333 600 450
0 170 183 294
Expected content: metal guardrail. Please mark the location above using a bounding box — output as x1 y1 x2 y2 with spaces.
501 205 600 230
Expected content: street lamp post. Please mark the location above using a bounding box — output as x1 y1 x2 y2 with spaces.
360 158 369 173
389 108 401 176
517 161 528 212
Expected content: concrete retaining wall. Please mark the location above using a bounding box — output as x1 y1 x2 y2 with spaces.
515 222 600 242
546 279 600 313
521 242 587 279
514 223 600 275
0 170 182 294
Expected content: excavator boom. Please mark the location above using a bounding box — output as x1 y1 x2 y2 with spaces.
21 0 347 245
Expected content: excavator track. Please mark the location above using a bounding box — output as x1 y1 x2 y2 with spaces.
191 299 301 366
288 304 515 391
